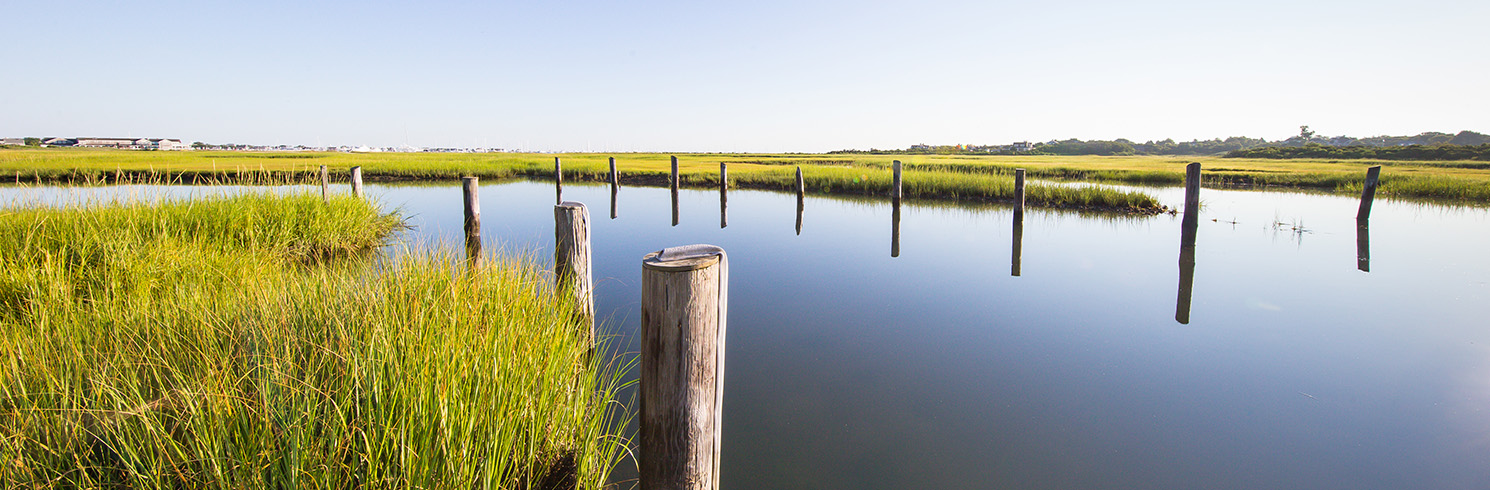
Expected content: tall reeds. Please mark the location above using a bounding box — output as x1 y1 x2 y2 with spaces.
0 192 630 488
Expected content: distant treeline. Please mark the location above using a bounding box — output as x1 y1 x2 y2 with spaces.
834 130 1490 159
1225 144 1490 161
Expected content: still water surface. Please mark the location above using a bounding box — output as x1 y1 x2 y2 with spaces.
6 181 1489 489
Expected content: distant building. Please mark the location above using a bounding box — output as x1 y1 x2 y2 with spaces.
1011 141 1035 152
43 138 77 146
77 137 138 148
73 137 187 150
1 137 24 145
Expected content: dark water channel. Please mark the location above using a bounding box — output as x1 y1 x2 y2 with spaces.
7 181 1490 489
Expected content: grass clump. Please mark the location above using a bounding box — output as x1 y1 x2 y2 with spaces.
0 192 630 488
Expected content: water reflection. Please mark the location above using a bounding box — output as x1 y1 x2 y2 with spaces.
795 194 804 235
1356 218 1370 272
610 183 618 219
1011 221 1023 277
672 188 680 227
721 186 729 229
1175 213 1198 324
891 198 901 258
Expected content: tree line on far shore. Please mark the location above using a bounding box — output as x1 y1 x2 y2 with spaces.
832 129 1490 160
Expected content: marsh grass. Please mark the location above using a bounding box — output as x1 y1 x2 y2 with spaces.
0 191 631 488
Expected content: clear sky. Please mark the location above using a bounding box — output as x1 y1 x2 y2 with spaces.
3 0 1485 152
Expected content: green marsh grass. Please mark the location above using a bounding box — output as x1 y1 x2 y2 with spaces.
0 191 631 488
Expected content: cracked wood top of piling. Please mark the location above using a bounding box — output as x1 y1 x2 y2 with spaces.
643 253 720 272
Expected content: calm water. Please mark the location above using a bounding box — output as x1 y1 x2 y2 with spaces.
6 181 1490 489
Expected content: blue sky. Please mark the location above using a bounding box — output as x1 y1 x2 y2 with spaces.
3 0 1486 152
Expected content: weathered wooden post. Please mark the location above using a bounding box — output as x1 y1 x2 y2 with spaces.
610 157 620 220
640 245 728 490
350 166 364 199
1357 165 1382 220
719 162 728 228
795 166 805 199
1011 221 1023 277
671 155 680 192
892 160 903 199
1356 219 1371 272
555 157 563 204
891 199 901 258
555 201 594 334
319 165 329 203
1183 162 1200 216
462 177 481 266
1013 168 1026 223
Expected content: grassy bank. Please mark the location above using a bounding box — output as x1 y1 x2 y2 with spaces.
0 148 1165 213
0 192 629 488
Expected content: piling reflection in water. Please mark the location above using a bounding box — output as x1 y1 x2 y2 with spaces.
610 184 618 219
671 188 679 227
891 198 901 258
795 194 804 235
1176 214 1198 324
1356 218 1370 272
1011 220 1023 277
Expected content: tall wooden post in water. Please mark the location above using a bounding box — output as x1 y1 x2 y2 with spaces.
720 162 728 228
462 177 481 266
1357 165 1382 220
892 160 903 199
555 202 594 334
555 157 563 204
671 155 680 192
1176 162 1201 324
1013 168 1026 223
350 166 364 199
1183 162 1200 216
609 157 619 219
319 165 329 203
641 245 728 490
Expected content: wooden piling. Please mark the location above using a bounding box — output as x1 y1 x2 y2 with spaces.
1183 162 1200 216
892 160 903 199
795 166 805 199
1357 166 1382 220
462 177 481 266
555 157 563 204
319 165 329 203
350 166 364 199
1013 168 1026 223
640 246 728 490
671 155 680 192
555 202 594 333
610 157 620 219
720 163 728 229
